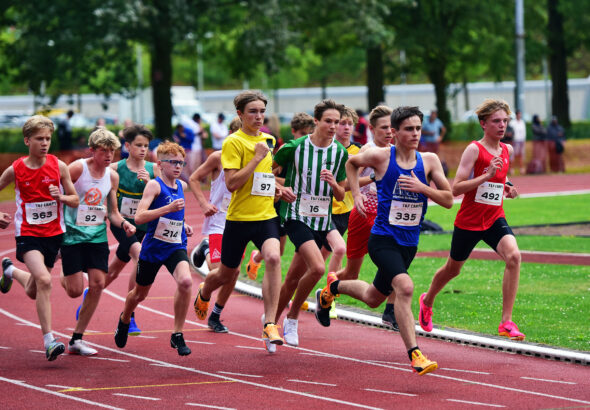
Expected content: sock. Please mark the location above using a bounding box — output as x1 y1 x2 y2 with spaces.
204 248 210 257
408 346 420 360
43 332 55 348
131 312 135 318
329 280 340 295
264 322 275 328
3 263 14 278
384 303 394 314
69 333 83 346
211 303 224 319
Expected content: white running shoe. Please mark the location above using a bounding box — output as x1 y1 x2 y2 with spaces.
260 314 276 353
283 317 299 347
68 339 98 356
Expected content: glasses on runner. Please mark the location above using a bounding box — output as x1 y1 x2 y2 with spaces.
160 159 187 167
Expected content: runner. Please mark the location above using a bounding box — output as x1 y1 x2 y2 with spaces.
114 141 194 356
0 115 79 361
60 127 135 356
193 90 293 353
315 106 453 375
419 99 525 341
272 99 348 347
334 105 399 330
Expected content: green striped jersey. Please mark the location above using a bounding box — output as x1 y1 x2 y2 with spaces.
274 135 348 231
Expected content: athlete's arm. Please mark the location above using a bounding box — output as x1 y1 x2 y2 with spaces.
188 152 221 217
56 160 80 208
108 171 136 237
0 212 10 229
320 169 345 201
0 165 15 192
224 142 270 192
346 147 389 217
68 160 84 184
452 144 502 197
399 153 453 209
134 180 184 225
109 162 118 172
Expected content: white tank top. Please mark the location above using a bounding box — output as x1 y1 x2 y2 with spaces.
201 169 232 235
359 141 379 214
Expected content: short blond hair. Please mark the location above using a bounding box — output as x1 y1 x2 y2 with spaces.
290 112 315 133
157 140 185 158
228 117 241 133
22 115 54 139
88 127 121 150
369 105 392 127
341 106 359 125
475 99 512 122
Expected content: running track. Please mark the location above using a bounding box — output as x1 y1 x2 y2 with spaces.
0 173 589 409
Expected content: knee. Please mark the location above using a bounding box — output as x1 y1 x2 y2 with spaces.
88 279 105 294
505 250 521 269
36 274 52 292
133 289 148 304
263 252 281 268
332 244 346 260
395 282 414 300
309 265 325 282
178 277 193 294
366 298 381 309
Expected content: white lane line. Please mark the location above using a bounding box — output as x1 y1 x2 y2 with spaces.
300 352 332 357
29 349 45 354
88 357 130 363
186 403 236 410
185 340 215 345
235 345 266 351
1 308 382 410
112 393 160 401
364 388 417 397
16 323 36 327
46 384 76 389
288 379 337 387
136 335 157 339
520 377 576 385
150 363 177 368
0 346 12 349
217 371 263 378
440 368 491 375
446 398 505 407
0 377 122 409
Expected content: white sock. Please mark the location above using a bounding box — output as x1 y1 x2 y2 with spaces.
43 332 55 348
3 263 14 279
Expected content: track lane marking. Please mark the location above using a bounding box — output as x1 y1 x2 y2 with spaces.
287 379 338 386
364 388 417 397
520 377 576 385
217 371 263 378
185 403 236 409
59 381 234 392
446 398 505 407
112 393 160 400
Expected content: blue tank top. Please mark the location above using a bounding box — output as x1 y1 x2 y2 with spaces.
371 146 428 247
140 177 187 263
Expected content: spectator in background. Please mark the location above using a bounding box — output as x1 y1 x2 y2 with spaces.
210 113 229 151
353 109 368 145
173 124 194 181
260 117 273 135
527 114 547 174
57 110 74 150
182 114 203 174
228 117 241 134
118 119 134 159
511 110 526 175
502 120 514 175
419 109 446 154
547 116 565 173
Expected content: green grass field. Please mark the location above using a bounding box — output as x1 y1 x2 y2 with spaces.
240 193 590 351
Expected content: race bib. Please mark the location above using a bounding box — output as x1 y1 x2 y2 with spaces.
475 182 503 206
154 217 183 243
76 204 107 226
25 201 58 225
251 172 275 196
300 193 330 218
388 201 422 226
220 193 232 213
120 197 140 218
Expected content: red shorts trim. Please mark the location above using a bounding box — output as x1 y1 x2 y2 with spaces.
346 208 376 259
209 233 223 264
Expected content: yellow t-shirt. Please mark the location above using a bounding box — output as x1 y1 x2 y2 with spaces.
221 129 277 221
332 142 361 215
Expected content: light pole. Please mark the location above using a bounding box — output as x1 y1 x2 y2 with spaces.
515 0 526 115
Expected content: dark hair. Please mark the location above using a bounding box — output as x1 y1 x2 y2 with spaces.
234 90 268 113
123 124 154 143
390 106 423 129
313 99 344 121
193 113 201 122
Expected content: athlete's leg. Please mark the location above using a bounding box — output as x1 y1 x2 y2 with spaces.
126 243 141 292
61 270 86 298
335 279 386 308
22 251 54 334
422 257 465 307
201 263 237 299
260 237 281 324
285 242 325 320
336 257 364 280
172 261 192 333
211 261 238 307
326 229 346 274
73 268 105 334
495 234 521 323
391 273 416 350
10 261 35 299
121 283 151 323
274 253 307 323
104 256 127 288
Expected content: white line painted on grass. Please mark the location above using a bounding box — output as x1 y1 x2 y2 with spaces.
0 377 122 409
186 403 236 410
112 393 160 401
364 388 417 397
446 398 505 407
217 371 263 378
520 377 576 385
288 379 337 387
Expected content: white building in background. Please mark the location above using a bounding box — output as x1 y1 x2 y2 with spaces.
1 78 589 125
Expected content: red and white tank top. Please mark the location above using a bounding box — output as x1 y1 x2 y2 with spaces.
14 154 65 237
454 141 509 231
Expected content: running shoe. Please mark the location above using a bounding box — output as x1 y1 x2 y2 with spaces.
498 320 526 341
246 250 261 280
314 272 338 327
1 257 13 294
382 308 399 332
114 314 130 348
329 300 337 319
45 339 65 361
411 349 438 375
208 315 228 333
283 317 299 347
128 315 141 336
68 339 98 356
170 332 191 356
193 283 209 320
191 238 209 269
418 293 433 332
260 314 276 353
262 322 284 346
75 287 89 321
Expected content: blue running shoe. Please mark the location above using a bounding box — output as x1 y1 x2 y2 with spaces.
75 287 89 321
128 315 141 336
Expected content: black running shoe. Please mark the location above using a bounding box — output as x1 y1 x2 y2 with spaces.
314 289 331 327
114 314 130 348
1 257 14 294
170 332 191 356
45 339 65 361
382 309 399 331
208 315 228 333
191 238 209 269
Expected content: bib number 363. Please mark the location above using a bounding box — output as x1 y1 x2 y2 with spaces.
25 200 58 225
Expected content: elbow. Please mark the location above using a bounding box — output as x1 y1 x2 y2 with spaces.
134 213 146 225
451 187 461 197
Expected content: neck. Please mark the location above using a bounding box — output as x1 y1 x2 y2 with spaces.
241 126 260 137
395 145 416 162
310 131 333 147
126 156 145 168
161 173 176 187
25 154 47 168
481 135 501 149
335 135 350 147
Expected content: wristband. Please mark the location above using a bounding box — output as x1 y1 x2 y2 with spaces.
120 220 126 229
505 181 514 187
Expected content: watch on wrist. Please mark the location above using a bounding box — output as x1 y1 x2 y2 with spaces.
370 172 376 182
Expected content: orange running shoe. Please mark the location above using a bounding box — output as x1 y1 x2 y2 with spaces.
193 283 209 320
246 250 261 280
411 349 438 375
